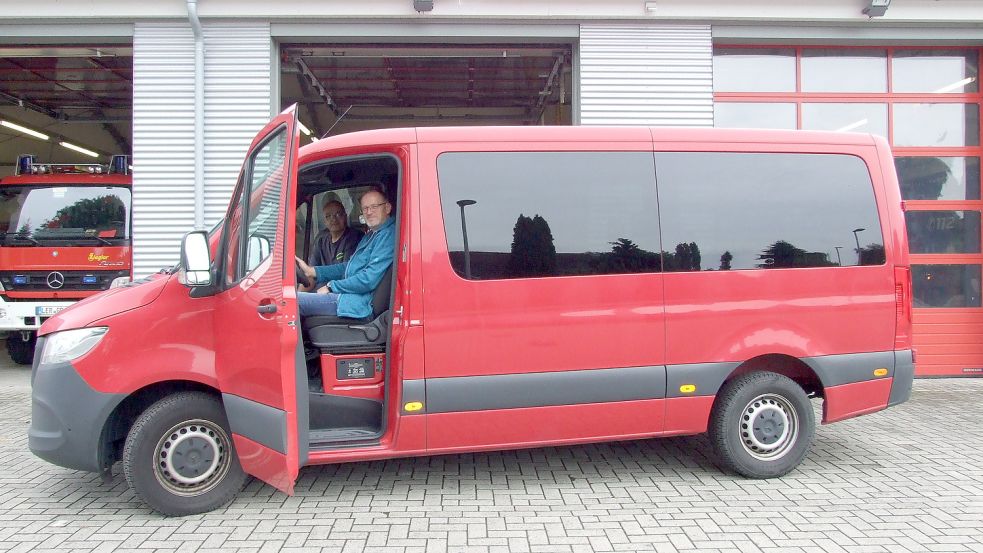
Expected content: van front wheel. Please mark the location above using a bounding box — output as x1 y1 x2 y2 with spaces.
123 392 247 516
709 372 815 479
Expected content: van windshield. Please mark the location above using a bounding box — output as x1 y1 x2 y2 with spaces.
0 185 131 246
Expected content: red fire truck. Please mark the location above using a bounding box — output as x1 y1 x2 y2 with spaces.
0 154 131 365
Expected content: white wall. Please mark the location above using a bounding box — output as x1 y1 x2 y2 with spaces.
2 0 982 24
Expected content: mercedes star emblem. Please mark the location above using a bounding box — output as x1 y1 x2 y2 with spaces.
46 272 65 289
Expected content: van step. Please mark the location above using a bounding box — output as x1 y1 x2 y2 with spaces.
309 427 379 445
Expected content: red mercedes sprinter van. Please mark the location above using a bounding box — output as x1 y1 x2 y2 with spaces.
29 107 914 515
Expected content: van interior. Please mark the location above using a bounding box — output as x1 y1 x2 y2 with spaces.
295 154 400 445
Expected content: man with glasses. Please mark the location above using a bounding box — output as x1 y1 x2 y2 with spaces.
308 200 363 268
296 187 395 318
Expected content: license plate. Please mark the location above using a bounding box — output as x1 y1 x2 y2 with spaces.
36 306 65 317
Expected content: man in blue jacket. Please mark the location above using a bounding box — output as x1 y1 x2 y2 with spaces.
296 187 395 318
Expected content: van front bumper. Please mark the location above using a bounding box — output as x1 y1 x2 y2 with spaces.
28 338 124 473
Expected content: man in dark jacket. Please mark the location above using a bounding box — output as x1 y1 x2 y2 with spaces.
308 200 363 267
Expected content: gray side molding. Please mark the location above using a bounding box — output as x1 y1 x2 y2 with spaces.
222 393 288 455
666 361 741 398
402 379 426 415
889 349 915 406
802 350 896 387
425 365 667 414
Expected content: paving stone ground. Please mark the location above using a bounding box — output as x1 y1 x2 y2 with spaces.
1 349 981 552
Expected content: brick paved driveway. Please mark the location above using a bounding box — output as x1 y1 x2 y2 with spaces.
1 349 981 552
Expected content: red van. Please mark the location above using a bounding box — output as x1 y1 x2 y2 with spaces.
29 107 914 516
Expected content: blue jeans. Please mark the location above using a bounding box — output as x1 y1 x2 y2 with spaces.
298 291 340 317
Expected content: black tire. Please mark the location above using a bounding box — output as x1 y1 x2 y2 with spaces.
6 333 36 366
123 392 247 516
708 371 815 479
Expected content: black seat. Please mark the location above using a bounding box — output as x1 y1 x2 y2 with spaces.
303 266 392 352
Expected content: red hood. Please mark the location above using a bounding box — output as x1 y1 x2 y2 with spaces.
40 272 169 334
0 246 130 271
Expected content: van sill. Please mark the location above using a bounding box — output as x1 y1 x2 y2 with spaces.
308 427 381 449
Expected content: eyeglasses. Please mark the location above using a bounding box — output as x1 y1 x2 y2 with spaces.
361 202 389 213
323 212 345 220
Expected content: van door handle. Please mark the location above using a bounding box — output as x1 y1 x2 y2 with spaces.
257 303 277 314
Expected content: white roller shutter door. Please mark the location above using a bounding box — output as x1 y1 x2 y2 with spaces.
579 24 713 127
132 22 272 277
203 23 273 228
132 23 196 276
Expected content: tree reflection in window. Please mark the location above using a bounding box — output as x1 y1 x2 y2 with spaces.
39 195 127 238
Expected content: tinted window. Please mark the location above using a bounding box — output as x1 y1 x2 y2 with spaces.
895 156 981 201
714 103 796 130
224 127 287 284
801 103 888 140
892 49 979 94
913 264 982 308
893 103 980 147
437 152 660 280
657 152 884 271
905 211 981 254
713 48 796 92
800 49 887 93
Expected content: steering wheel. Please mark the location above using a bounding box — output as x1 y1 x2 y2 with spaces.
296 260 314 290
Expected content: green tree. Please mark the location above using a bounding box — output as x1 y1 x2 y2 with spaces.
42 195 125 232
506 214 557 277
758 240 807 268
719 250 733 271
673 242 702 271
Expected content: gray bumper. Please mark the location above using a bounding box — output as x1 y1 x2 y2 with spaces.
29 337 125 473
888 349 915 407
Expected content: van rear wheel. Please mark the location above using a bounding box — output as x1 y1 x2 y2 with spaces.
123 392 247 516
709 372 815 479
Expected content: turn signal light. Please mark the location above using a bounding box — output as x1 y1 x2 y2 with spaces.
404 402 423 412
679 384 696 394
873 368 889 377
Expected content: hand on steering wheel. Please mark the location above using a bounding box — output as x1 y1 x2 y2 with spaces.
295 258 315 290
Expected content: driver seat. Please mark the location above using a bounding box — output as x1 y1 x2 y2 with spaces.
302 266 393 353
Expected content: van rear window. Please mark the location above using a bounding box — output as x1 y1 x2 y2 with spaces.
656 152 885 271
437 151 661 280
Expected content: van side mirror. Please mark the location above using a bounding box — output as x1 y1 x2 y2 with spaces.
180 231 212 287
247 233 271 271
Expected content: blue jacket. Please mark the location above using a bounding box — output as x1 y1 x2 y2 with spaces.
314 217 395 319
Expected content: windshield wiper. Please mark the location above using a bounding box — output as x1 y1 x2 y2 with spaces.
0 232 40 246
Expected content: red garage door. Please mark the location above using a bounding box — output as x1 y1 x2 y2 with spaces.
713 45 982 376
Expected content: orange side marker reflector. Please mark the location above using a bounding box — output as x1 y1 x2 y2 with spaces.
679 384 696 394
874 368 888 377
404 402 424 412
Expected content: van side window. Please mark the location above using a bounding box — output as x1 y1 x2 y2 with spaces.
437 151 660 280
656 152 885 271
226 127 288 283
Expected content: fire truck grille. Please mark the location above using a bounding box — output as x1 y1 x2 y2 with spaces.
0 270 130 292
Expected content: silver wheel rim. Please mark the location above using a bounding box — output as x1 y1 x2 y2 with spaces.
739 393 799 461
152 419 232 497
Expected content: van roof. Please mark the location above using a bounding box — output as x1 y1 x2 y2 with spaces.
301 125 878 158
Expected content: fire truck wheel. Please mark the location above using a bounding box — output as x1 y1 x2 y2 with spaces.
708 371 815 479
123 392 247 516
6 334 36 365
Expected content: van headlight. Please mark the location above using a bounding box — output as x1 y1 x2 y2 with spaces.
40 327 109 365
109 276 131 289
